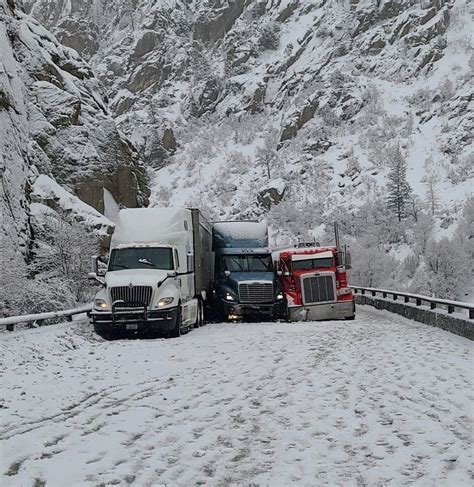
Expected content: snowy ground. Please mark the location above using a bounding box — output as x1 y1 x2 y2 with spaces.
1 306 472 486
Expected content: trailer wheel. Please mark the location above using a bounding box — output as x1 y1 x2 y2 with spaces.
169 306 182 338
193 301 202 328
197 301 204 327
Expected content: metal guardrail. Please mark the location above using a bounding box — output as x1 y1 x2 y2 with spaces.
2 288 473 332
0 304 93 331
351 286 474 320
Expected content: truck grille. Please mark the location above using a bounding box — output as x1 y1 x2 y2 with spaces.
238 282 273 304
110 286 153 307
302 275 335 304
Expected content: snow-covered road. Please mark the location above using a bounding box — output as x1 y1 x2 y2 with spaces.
1 306 472 486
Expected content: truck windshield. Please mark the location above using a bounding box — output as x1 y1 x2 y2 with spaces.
223 254 273 272
109 248 173 271
292 257 333 270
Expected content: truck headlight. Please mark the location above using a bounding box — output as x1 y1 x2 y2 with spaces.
158 297 174 308
94 299 108 310
276 292 284 300
225 292 236 302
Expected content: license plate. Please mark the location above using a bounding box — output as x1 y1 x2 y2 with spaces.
126 324 138 330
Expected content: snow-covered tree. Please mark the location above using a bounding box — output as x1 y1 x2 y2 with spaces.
256 128 280 180
30 210 99 304
412 212 434 254
385 144 412 222
349 239 398 288
424 237 467 299
421 155 440 215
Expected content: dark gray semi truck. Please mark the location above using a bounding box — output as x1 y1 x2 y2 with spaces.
212 221 284 321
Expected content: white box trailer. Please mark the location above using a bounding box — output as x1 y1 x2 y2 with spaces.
89 207 213 338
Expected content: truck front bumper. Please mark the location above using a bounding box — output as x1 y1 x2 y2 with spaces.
221 300 286 320
288 300 355 322
89 306 178 335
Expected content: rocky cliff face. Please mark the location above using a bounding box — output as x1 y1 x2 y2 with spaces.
22 0 472 231
1 0 149 259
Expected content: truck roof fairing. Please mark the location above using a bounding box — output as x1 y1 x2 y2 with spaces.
213 220 268 249
111 208 193 249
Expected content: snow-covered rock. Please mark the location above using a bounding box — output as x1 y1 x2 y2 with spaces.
23 0 473 221
1 0 149 224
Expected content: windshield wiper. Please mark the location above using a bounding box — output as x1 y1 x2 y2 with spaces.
229 258 244 271
252 257 271 271
113 264 130 270
138 258 156 267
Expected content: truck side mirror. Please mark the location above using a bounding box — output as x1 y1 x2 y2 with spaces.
91 256 107 277
92 255 108 277
284 271 290 277
277 270 283 276
167 270 177 278
345 251 352 269
224 270 231 277
88 270 105 286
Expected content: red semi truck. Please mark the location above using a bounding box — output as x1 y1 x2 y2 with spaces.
277 244 355 321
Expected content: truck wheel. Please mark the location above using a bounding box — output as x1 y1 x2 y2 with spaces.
169 307 182 338
94 325 112 340
194 302 202 328
198 302 204 327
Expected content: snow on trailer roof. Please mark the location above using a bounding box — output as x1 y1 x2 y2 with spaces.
111 207 193 248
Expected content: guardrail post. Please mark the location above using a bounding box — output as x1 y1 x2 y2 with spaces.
447 305 454 314
430 302 436 310
382 292 387 298
393 294 398 301
470 309 474 320
416 298 421 306
371 291 376 296
6 323 14 332
66 316 73 322
361 289 365 295
404 296 409 303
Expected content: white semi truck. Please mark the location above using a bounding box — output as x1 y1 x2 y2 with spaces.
89 207 213 338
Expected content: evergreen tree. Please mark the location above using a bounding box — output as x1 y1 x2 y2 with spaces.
385 145 412 222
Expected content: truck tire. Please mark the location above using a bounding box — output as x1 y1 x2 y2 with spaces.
193 301 202 328
94 324 113 341
169 306 182 338
197 301 204 328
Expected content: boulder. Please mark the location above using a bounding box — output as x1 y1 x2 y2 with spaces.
161 128 177 153
257 179 287 210
132 30 160 60
194 0 246 42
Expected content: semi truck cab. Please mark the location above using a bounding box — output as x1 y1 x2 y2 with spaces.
278 245 355 321
89 208 213 337
213 221 284 321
